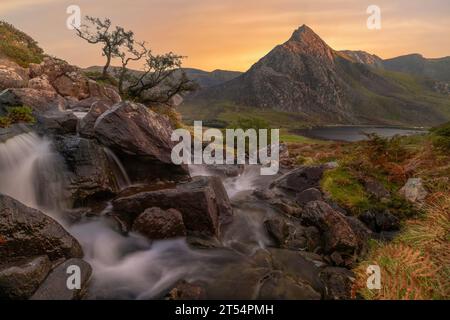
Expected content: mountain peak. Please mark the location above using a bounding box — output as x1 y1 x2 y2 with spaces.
288 24 321 42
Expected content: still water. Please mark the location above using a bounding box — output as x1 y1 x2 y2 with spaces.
295 126 427 142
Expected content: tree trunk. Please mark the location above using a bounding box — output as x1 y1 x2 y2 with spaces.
102 55 111 78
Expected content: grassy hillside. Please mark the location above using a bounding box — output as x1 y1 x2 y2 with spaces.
0 21 44 67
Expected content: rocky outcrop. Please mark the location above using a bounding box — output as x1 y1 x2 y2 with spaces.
0 255 51 300
30 258 92 300
132 207 186 240
0 59 28 90
0 88 67 112
94 101 189 182
113 176 233 237
0 194 83 261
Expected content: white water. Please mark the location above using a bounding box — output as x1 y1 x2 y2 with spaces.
0 132 271 299
0 132 68 215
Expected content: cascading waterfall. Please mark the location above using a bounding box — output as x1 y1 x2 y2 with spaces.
0 131 276 299
0 132 68 216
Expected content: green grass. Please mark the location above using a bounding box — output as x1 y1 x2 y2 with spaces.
0 21 44 67
179 100 313 130
321 167 370 213
0 106 35 128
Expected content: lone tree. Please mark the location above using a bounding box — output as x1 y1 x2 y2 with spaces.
74 16 134 77
74 16 197 105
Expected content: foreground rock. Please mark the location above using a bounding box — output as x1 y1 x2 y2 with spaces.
132 207 186 240
94 101 189 182
302 201 359 265
30 259 92 300
399 178 428 204
203 248 324 299
113 176 233 237
0 256 51 300
0 194 83 260
270 166 324 194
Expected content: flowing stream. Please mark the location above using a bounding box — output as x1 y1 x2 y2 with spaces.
0 132 277 299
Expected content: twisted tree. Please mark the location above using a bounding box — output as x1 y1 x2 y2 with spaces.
74 16 197 105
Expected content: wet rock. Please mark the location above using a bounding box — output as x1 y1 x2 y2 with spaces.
270 165 324 194
94 101 189 182
203 248 324 299
0 194 83 260
166 280 206 300
30 258 92 300
268 197 303 217
205 164 245 178
359 210 400 232
35 110 78 135
55 136 118 206
252 188 276 201
264 218 313 250
113 176 233 237
320 267 354 300
363 178 390 199
78 100 110 138
258 271 321 300
296 187 322 205
0 256 52 300
132 207 186 240
399 178 428 204
302 201 359 259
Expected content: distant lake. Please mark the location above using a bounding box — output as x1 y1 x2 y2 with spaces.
294 126 427 142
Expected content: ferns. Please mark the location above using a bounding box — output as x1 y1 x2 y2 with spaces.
352 193 450 299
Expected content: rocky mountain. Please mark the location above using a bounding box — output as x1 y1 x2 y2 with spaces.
340 50 384 68
382 54 450 82
190 25 450 126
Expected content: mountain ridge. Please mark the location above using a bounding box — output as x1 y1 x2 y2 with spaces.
187 25 450 126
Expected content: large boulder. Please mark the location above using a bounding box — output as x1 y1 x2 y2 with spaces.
113 176 233 237
27 75 55 92
302 201 359 260
0 88 67 113
35 110 78 135
78 100 110 138
202 248 324 299
0 194 83 260
30 258 92 300
270 166 324 194
132 207 186 240
94 101 189 182
54 136 119 207
0 255 52 300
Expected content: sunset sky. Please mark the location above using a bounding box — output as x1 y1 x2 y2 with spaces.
1 0 449 71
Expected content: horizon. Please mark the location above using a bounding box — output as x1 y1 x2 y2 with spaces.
1 0 450 72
